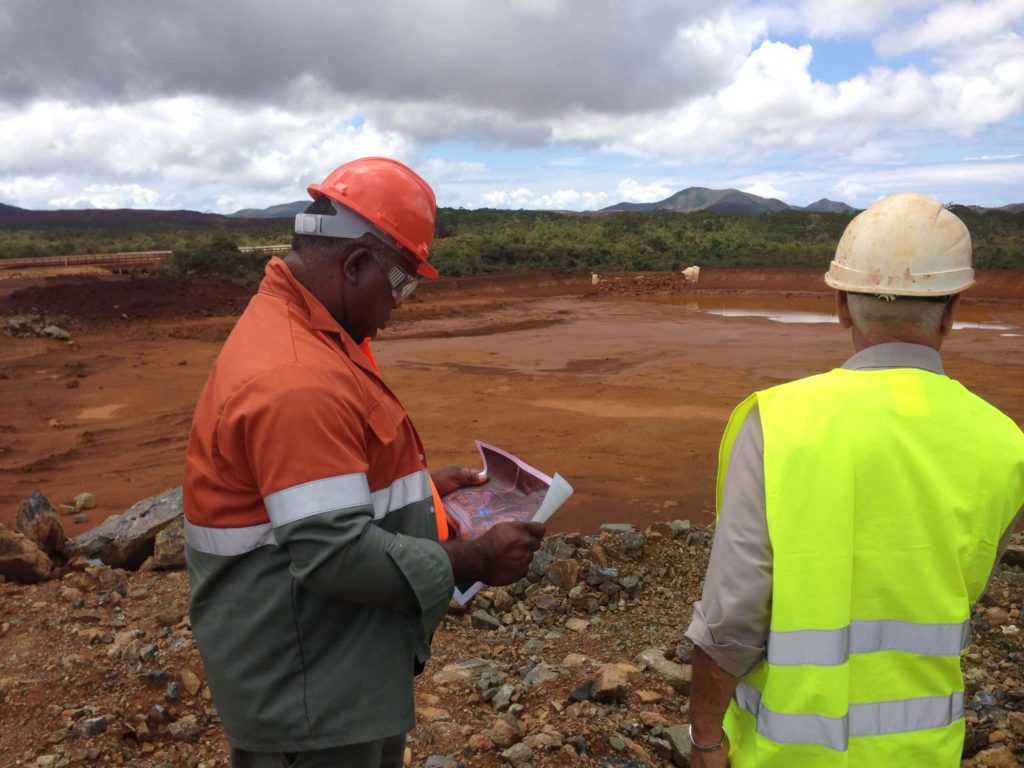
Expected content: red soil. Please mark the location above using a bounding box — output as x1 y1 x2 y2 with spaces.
1 267 1021 536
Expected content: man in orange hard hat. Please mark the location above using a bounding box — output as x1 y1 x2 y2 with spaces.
684 194 1023 767
183 157 546 768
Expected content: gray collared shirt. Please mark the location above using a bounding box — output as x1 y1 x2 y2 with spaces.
685 342 1023 676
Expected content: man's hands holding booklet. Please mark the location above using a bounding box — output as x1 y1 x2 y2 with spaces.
432 464 546 586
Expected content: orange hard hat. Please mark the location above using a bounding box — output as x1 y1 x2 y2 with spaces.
307 157 439 279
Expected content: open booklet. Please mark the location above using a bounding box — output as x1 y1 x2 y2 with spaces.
442 441 574 605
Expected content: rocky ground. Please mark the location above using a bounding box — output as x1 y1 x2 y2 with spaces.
2 502 1023 768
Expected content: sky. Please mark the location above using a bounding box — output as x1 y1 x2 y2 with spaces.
0 0 1022 213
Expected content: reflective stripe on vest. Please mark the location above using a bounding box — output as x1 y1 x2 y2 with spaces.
766 619 970 667
735 683 964 750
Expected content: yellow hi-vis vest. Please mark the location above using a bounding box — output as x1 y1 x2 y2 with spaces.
717 366 1024 768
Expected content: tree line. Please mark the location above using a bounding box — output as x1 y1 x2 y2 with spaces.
1 206 1020 284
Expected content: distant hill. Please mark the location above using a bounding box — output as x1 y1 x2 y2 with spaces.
601 187 792 216
230 201 307 219
803 198 857 214
0 207 275 227
1 194 1018 229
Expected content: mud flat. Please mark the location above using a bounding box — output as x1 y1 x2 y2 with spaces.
1 266 1021 535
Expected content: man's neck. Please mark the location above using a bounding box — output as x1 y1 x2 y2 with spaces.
851 328 942 352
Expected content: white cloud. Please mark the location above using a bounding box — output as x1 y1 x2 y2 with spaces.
0 175 63 206
876 0 1024 56
0 96 414 209
610 31 1024 163
479 187 607 210
548 157 587 167
964 153 1023 161
797 0 931 37
0 2 1021 212
49 184 162 210
481 188 535 207
532 190 582 209
832 159 1024 203
420 159 488 182
741 181 787 199
848 142 906 165
617 178 672 203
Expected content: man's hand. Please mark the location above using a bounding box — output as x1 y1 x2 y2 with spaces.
431 465 487 497
688 647 737 768
441 520 546 586
691 747 730 768
477 521 546 585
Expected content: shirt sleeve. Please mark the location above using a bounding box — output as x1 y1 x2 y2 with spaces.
685 404 773 677
216 362 453 625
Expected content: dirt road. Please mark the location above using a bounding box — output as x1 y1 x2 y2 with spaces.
1 266 1022 535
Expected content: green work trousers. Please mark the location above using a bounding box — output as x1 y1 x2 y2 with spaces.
230 734 406 768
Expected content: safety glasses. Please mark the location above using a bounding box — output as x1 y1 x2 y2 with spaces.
371 249 419 302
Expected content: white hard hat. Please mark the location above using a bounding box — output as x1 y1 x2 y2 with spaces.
825 193 974 296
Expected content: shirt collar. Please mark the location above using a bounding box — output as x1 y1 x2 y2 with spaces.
841 342 945 375
258 256 379 374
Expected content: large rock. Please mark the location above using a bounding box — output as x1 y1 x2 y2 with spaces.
0 524 55 583
14 491 68 558
591 663 631 702
544 558 579 590
637 647 693 693
147 517 185 570
68 487 182 569
664 724 692 767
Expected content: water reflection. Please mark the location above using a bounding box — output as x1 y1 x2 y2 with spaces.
649 294 1020 332
704 308 838 324
703 310 1013 331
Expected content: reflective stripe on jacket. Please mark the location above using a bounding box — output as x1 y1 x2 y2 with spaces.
717 366 1024 767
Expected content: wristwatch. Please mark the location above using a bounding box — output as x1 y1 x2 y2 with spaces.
688 723 728 752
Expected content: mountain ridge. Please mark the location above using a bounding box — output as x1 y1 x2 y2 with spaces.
1 192 1022 225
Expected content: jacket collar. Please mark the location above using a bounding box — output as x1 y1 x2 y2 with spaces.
258 256 379 376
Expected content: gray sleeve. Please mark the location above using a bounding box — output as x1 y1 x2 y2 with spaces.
685 404 772 677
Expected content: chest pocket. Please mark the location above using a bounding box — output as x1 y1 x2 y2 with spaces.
365 390 406 446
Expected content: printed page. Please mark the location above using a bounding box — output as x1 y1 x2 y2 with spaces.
443 442 553 537
446 441 573 605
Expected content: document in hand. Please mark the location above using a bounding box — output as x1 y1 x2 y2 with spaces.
443 440 574 605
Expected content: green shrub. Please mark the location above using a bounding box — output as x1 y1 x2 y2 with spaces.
160 233 269 286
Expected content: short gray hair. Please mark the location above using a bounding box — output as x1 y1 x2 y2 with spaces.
846 293 950 334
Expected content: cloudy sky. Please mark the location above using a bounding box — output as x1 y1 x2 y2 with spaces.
1 0 1022 213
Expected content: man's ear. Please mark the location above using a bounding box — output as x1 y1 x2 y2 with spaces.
939 294 961 338
835 291 853 328
340 247 374 287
